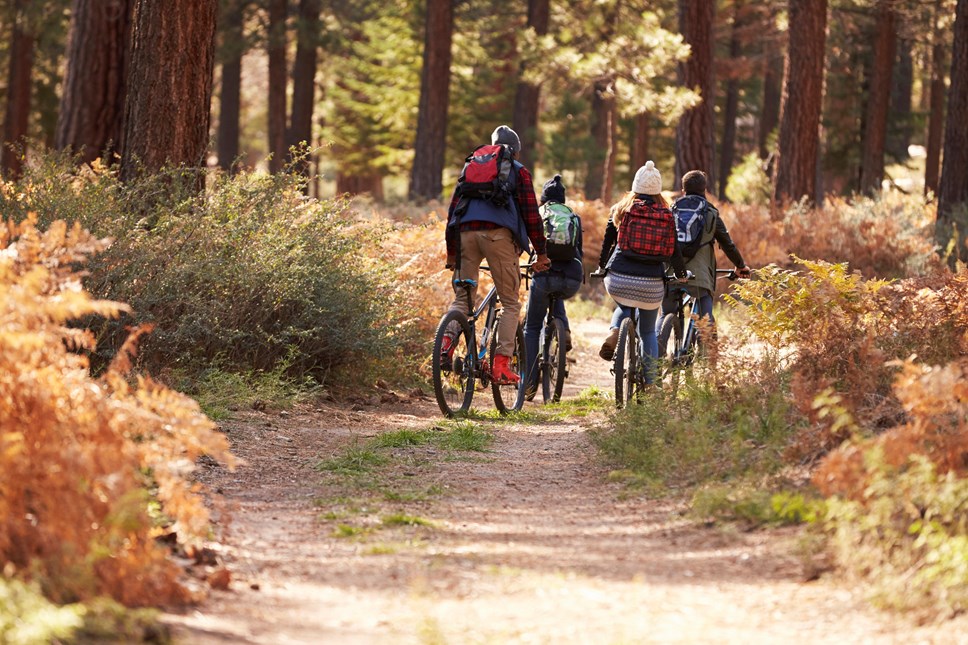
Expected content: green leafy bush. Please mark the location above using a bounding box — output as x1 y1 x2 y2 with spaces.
1 155 418 385
0 577 83 645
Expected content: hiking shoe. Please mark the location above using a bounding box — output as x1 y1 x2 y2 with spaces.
599 327 620 361
492 354 520 385
439 335 456 371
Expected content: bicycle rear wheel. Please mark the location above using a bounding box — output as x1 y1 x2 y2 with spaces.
541 317 568 404
657 312 683 383
613 317 637 408
491 316 525 414
432 310 475 417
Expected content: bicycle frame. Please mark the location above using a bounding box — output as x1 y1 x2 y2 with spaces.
453 277 500 383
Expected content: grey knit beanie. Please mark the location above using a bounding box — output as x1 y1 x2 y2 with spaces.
491 125 521 156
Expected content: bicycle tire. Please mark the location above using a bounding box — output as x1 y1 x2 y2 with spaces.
613 317 637 408
491 316 526 414
541 317 568 404
657 312 683 379
432 310 475 417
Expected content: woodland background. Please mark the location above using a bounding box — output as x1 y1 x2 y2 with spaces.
2 0 968 641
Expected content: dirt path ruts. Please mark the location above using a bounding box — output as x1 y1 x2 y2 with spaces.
163 316 968 644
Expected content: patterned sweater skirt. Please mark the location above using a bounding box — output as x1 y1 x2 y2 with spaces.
604 271 664 310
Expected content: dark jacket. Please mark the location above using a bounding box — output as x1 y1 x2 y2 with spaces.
543 213 584 283
598 195 686 278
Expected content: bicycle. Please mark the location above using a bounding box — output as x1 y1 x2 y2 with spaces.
522 269 569 404
590 268 645 408
656 269 738 385
432 265 526 417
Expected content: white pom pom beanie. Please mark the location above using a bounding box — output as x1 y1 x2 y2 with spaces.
632 160 662 195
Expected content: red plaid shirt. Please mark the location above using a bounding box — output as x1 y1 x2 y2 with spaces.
445 165 546 257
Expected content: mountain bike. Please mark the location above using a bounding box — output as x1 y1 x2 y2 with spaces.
432 266 526 417
522 269 569 404
589 268 647 408
657 269 738 384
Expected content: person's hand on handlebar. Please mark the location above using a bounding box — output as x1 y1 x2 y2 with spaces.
446 254 456 270
736 265 752 279
532 253 552 272
676 269 694 283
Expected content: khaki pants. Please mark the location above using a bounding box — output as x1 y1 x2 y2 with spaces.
448 228 521 357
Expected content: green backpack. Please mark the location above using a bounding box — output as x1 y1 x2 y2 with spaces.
540 202 580 262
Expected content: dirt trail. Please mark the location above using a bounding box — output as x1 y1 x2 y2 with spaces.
164 316 966 644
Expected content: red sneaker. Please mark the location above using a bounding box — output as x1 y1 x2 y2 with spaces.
492 354 520 385
439 335 456 371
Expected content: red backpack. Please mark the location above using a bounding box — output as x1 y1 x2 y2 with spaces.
456 144 514 207
617 199 676 259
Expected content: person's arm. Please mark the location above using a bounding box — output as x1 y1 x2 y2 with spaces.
712 210 749 275
598 219 618 268
669 240 687 278
514 166 550 270
445 187 461 268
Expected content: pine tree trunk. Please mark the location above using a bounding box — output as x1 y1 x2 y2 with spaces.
584 79 614 200
287 0 321 179
217 0 244 173
887 38 913 162
55 0 133 165
859 0 896 195
925 0 946 197
120 0 218 183
718 0 744 200
511 0 549 170
1 0 35 181
409 0 453 202
758 53 782 159
772 0 827 209
267 0 287 173
337 172 383 201
675 0 715 191
937 0 968 265
631 112 650 172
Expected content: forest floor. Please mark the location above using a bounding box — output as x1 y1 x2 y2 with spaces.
162 315 968 644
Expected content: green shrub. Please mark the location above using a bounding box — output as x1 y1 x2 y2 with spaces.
824 453 968 616
725 152 772 206
1 154 417 386
692 486 825 528
591 361 799 489
0 577 83 644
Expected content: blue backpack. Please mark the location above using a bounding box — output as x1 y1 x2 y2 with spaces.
673 194 712 259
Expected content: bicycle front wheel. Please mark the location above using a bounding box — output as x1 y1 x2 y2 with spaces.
613 317 637 408
432 310 475 417
541 317 568 404
491 316 526 414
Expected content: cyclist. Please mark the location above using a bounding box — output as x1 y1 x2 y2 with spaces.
442 125 551 385
523 174 583 398
666 169 751 330
598 161 687 385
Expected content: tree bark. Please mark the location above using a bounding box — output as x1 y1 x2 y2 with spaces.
55 0 133 165
217 0 245 173
887 37 913 162
511 0 549 170
718 0 744 200
584 79 615 200
758 52 782 159
859 0 896 195
408 0 453 202
287 0 321 179
925 0 946 197
1 0 35 181
772 0 828 209
337 171 383 201
675 0 716 191
267 0 287 173
119 0 218 183
937 0 968 265
631 111 650 172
